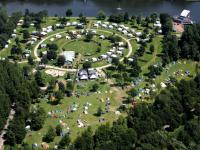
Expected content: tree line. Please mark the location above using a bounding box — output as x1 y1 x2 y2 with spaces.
160 13 200 64
0 60 40 146
0 7 22 49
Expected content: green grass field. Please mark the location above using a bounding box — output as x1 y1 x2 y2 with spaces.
23 90 121 147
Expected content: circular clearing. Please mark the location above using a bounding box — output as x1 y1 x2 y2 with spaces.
62 40 99 56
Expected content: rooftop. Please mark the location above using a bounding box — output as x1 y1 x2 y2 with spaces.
60 51 75 62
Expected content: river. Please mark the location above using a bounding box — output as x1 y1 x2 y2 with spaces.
0 0 200 22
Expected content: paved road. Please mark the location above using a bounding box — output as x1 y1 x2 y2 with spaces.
0 109 15 150
32 28 133 72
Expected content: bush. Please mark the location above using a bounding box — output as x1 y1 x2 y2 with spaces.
43 126 56 143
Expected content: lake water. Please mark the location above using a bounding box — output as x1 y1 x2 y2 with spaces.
0 0 200 22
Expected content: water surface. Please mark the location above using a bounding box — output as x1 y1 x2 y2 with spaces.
0 0 200 22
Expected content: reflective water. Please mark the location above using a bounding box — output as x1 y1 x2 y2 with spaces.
0 0 200 22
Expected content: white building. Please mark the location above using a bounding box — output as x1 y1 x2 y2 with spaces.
60 51 75 63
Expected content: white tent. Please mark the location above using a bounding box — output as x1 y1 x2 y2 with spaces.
104 22 109 25
66 35 71 39
112 23 118 27
42 28 47 32
135 32 142 37
124 26 129 30
47 29 53 33
72 22 78 26
41 44 47 48
99 35 105 39
47 26 52 29
160 82 167 88
11 34 16 38
92 57 98 62
89 74 98 79
128 58 134 62
101 54 107 59
41 32 47 36
131 29 135 33
77 34 81 38
106 52 112 55
50 38 55 42
4 45 8 48
111 54 118 58
66 22 71 26
117 28 122 32
109 49 115 53
109 25 113 29
102 24 107 28
94 23 99 28
80 75 88 80
91 30 96 34
56 23 61 27
118 47 125 51
128 33 133 37
119 24 125 28
116 51 123 55
56 34 62 39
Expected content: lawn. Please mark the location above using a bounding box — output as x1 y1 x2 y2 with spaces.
63 40 98 55
139 36 163 74
23 90 121 148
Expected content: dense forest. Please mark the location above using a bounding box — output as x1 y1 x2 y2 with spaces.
0 60 40 145
160 14 200 65
0 8 22 49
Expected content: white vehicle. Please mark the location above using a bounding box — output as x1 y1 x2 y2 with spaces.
128 33 133 37
117 28 122 32
108 25 113 29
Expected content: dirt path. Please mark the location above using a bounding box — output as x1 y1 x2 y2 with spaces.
31 28 133 72
0 109 15 150
87 20 93 29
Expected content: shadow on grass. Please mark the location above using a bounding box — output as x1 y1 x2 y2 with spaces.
138 58 148 63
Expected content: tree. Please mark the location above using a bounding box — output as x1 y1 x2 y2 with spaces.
112 57 120 66
92 83 99 92
74 127 94 150
23 30 30 40
80 16 87 24
129 88 138 97
83 61 92 69
96 106 103 116
55 90 63 104
58 82 65 93
28 55 34 65
43 126 56 143
56 124 63 136
35 71 45 87
96 47 101 53
85 32 94 41
160 13 172 35
124 12 129 22
5 130 16 146
30 106 46 131
58 133 71 149
79 12 83 18
66 9 73 18
136 15 142 25
150 13 157 23
57 55 66 66
47 50 57 60
97 10 106 20
150 44 155 53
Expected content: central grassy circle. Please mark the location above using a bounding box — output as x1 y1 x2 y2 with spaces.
62 40 99 56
